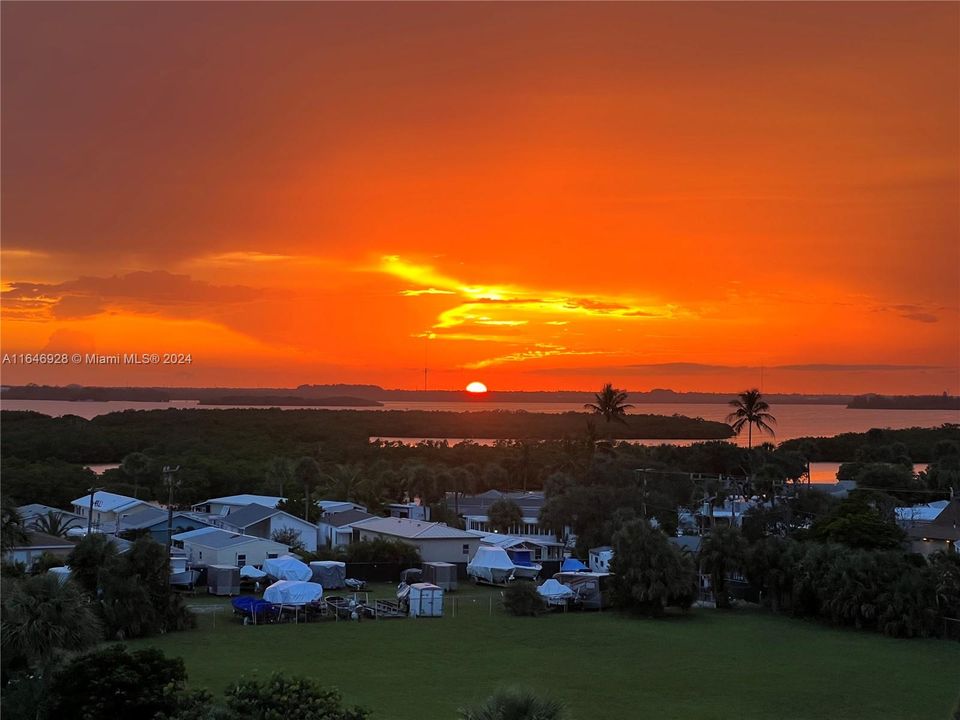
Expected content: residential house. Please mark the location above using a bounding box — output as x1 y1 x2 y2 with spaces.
117 507 214 543
589 546 614 573
172 527 288 567
353 517 481 563
218 503 319 552
388 502 429 521
318 500 367 514
318 508 375 548
70 491 155 531
906 498 960 556
191 494 284 516
697 496 759 531
17 504 84 531
4 532 75 568
454 491 568 544
470 532 564 562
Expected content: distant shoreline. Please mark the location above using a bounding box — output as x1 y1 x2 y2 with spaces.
2 384 956 409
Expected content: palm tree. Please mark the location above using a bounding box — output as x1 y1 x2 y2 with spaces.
1 497 27 554
293 457 322 523
725 389 776 449
265 456 294 497
121 452 150 499
1 574 103 673
459 688 567 720
699 526 747 609
584 383 633 425
32 510 78 538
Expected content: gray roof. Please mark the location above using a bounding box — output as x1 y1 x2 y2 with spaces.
669 536 703 553
16 531 76 550
321 509 374 528
184 528 281 550
118 506 168 528
357 516 477 540
219 503 280 528
452 491 546 517
120 508 212 531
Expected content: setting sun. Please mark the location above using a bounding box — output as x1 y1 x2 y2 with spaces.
465 381 488 394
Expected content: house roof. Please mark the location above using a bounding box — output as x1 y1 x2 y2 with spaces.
895 501 950 524
18 504 83 521
172 526 221 541
14 531 76 550
357 516 478 541
931 499 960 530
193 494 284 509
452 491 546 517
468 531 562 549
669 536 703 553
180 528 283 550
219 503 282 528
120 508 212 531
321 509 374 528
69 491 150 514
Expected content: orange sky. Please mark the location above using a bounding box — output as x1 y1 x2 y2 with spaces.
2 2 958 394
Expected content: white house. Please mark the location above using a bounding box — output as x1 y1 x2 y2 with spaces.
218 503 319 552
191 494 284 516
589 546 614 573
4 532 75 568
469 532 564 562
70 491 155 529
318 500 367 514
18 504 84 531
172 527 288 567
317 508 375 548
353 517 481 563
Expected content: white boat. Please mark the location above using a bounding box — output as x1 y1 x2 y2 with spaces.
466 546 516 585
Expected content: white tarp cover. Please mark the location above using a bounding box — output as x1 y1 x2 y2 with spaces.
537 579 575 602
263 555 311 581
263 580 324 605
469 546 515 570
467 546 516 583
240 565 267 579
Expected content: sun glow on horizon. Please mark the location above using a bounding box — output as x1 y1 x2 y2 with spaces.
466 381 488 393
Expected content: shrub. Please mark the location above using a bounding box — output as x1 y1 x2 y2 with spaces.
502 582 544 617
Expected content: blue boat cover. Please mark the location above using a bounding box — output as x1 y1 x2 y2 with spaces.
561 558 588 572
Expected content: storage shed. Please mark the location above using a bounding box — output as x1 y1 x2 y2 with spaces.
422 561 458 591
207 564 241 596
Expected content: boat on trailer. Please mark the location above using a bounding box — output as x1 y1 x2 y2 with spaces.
467 546 516 586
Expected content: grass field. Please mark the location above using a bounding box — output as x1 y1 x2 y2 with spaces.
130 585 960 720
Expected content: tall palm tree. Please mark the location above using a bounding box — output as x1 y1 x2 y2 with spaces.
699 526 747 609
725 389 776 449
584 383 633 425
293 457 322 523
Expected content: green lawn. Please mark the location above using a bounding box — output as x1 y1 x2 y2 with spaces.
131 586 960 720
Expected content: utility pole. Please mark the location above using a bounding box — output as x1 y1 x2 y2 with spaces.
163 465 181 554
86 486 103 535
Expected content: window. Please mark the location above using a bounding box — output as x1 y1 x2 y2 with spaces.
198 551 203 559
237 553 247 567
462 544 470 555
267 552 278 559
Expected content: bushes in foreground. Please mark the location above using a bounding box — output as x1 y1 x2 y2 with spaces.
3 645 370 720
